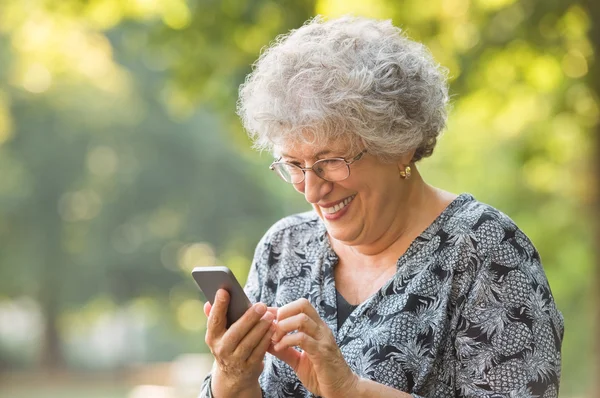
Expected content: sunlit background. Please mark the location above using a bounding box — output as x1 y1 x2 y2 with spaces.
0 0 598 397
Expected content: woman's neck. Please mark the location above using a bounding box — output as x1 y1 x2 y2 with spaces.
331 167 453 271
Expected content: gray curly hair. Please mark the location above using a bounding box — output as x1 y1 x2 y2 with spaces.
237 15 449 163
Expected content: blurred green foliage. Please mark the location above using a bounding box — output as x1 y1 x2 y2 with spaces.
0 0 597 396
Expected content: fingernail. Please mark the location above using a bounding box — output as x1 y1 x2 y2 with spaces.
255 303 266 315
264 312 274 322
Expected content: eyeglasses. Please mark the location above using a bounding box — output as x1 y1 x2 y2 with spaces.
269 150 367 184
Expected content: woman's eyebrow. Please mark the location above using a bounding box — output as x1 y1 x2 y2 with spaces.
280 150 334 159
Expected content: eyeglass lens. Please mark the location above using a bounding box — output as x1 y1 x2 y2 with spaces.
274 158 349 183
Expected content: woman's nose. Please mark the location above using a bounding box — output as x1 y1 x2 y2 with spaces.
301 170 332 204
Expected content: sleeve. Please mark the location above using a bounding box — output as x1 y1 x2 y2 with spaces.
244 229 271 304
198 229 275 397
453 236 564 398
198 372 214 398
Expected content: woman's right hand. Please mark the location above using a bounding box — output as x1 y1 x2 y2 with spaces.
203 289 276 397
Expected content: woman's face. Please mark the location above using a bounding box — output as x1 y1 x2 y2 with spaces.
277 141 409 247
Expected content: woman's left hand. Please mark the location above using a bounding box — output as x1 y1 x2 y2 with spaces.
269 298 358 398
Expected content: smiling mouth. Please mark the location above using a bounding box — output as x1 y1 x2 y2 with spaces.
320 195 356 215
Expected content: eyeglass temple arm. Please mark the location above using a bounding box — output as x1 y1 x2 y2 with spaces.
347 149 367 164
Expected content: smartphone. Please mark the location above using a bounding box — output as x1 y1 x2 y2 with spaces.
191 266 252 328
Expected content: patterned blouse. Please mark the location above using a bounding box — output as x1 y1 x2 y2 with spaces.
200 193 564 398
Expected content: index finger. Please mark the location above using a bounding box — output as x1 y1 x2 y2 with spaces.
276 298 319 322
221 301 269 350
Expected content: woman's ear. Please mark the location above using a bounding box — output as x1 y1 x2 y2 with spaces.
396 149 416 169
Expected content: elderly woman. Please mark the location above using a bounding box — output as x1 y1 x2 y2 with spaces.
199 16 563 398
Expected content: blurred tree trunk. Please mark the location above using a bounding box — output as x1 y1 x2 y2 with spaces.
40 294 63 371
584 0 600 394
38 201 66 371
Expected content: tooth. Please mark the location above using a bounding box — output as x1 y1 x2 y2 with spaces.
322 196 355 215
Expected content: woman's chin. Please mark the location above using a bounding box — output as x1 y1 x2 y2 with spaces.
325 226 360 245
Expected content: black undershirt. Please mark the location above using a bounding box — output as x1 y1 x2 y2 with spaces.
336 289 359 330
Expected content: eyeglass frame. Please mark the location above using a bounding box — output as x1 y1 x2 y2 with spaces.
269 149 368 184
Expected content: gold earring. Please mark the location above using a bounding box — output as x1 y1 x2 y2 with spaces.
399 165 412 179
